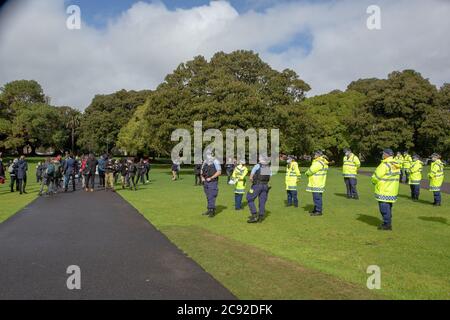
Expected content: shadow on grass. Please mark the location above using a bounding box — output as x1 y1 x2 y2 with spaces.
215 205 227 215
397 194 431 205
302 204 314 213
418 216 449 225
356 214 382 227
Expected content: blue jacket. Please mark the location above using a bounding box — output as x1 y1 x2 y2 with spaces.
64 158 78 174
17 159 28 179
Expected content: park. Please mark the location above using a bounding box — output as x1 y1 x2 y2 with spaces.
0 0 449 303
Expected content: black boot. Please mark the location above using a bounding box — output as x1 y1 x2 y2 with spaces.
310 212 323 216
377 224 392 231
202 209 210 216
247 215 259 223
208 209 216 218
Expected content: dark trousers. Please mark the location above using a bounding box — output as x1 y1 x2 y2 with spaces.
99 171 105 187
312 192 323 213
18 175 26 193
404 170 410 184
287 190 298 207
64 173 76 191
378 202 393 226
410 184 420 199
146 171 150 182
399 169 404 183
10 176 18 192
247 184 269 217
203 180 218 209
433 191 441 205
195 174 202 185
129 175 137 190
86 173 95 189
344 178 358 198
235 193 244 209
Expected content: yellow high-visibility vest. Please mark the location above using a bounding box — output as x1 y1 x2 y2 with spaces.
429 159 444 192
371 156 401 203
232 164 248 194
285 161 301 191
342 153 360 178
305 156 329 193
408 160 423 185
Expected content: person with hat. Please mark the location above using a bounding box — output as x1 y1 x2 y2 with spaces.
402 151 413 184
342 148 361 199
428 153 444 206
371 149 401 230
231 159 248 210
247 155 272 223
201 150 222 217
305 151 329 216
409 154 423 201
285 156 301 207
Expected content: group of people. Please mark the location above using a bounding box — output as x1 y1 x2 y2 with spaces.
0 152 151 196
198 148 445 230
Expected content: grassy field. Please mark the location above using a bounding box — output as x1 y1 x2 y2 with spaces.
0 158 42 223
117 165 450 300
1 159 449 299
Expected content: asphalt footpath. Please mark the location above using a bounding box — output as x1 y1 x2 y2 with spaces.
0 184 235 300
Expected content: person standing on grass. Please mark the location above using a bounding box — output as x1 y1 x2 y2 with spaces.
285 156 301 208
231 159 248 210
402 151 412 184
371 149 401 231
201 150 222 218
128 158 138 191
342 148 360 200
305 151 329 216
105 156 116 192
428 153 444 207
394 151 404 183
246 155 272 223
85 153 98 192
225 157 235 183
0 153 5 185
171 159 180 181
17 155 28 195
137 158 146 185
8 159 19 192
194 163 202 186
144 159 150 183
408 154 423 201
120 158 129 189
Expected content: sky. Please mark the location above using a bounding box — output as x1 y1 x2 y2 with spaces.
0 0 449 110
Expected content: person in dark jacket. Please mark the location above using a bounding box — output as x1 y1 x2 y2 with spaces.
144 159 150 183
97 154 106 188
8 159 19 192
128 158 138 191
17 155 28 194
120 158 129 189
194 163 202 186
0 153 5 185
63 154 78 192
85 154 98 192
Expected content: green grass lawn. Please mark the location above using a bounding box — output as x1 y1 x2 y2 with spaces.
117 165 450 300
0 158 42 223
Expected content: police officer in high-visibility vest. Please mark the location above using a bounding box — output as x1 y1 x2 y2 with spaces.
201 150 222 217
402 151 412 184
409 154 423 201
247 156 272 223
285 156 301 207
394 152 404 182
371 149 401 231
231 160 248 210
342 148 360 199
428 153 444 206
305 151 329 216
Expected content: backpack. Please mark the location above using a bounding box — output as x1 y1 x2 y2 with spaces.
46 163 55 177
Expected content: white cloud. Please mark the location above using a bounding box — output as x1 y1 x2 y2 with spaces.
0 0 449 109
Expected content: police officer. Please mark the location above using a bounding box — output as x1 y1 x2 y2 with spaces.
371 149 401 230
201 151 222 217
342 148 360 199
394 151 404 182
402 151 412 184
231 159 248 210
428 153 444 206
305 151 329 216
247 155 271 223
409 154 423 201
285 156 301 207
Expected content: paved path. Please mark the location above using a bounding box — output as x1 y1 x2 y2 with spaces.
0 186 235 300
359 170 449 194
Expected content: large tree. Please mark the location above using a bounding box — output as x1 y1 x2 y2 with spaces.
77 89 151 154
118 50 311 156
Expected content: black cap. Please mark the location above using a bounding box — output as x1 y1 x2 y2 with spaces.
382 148 394 156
